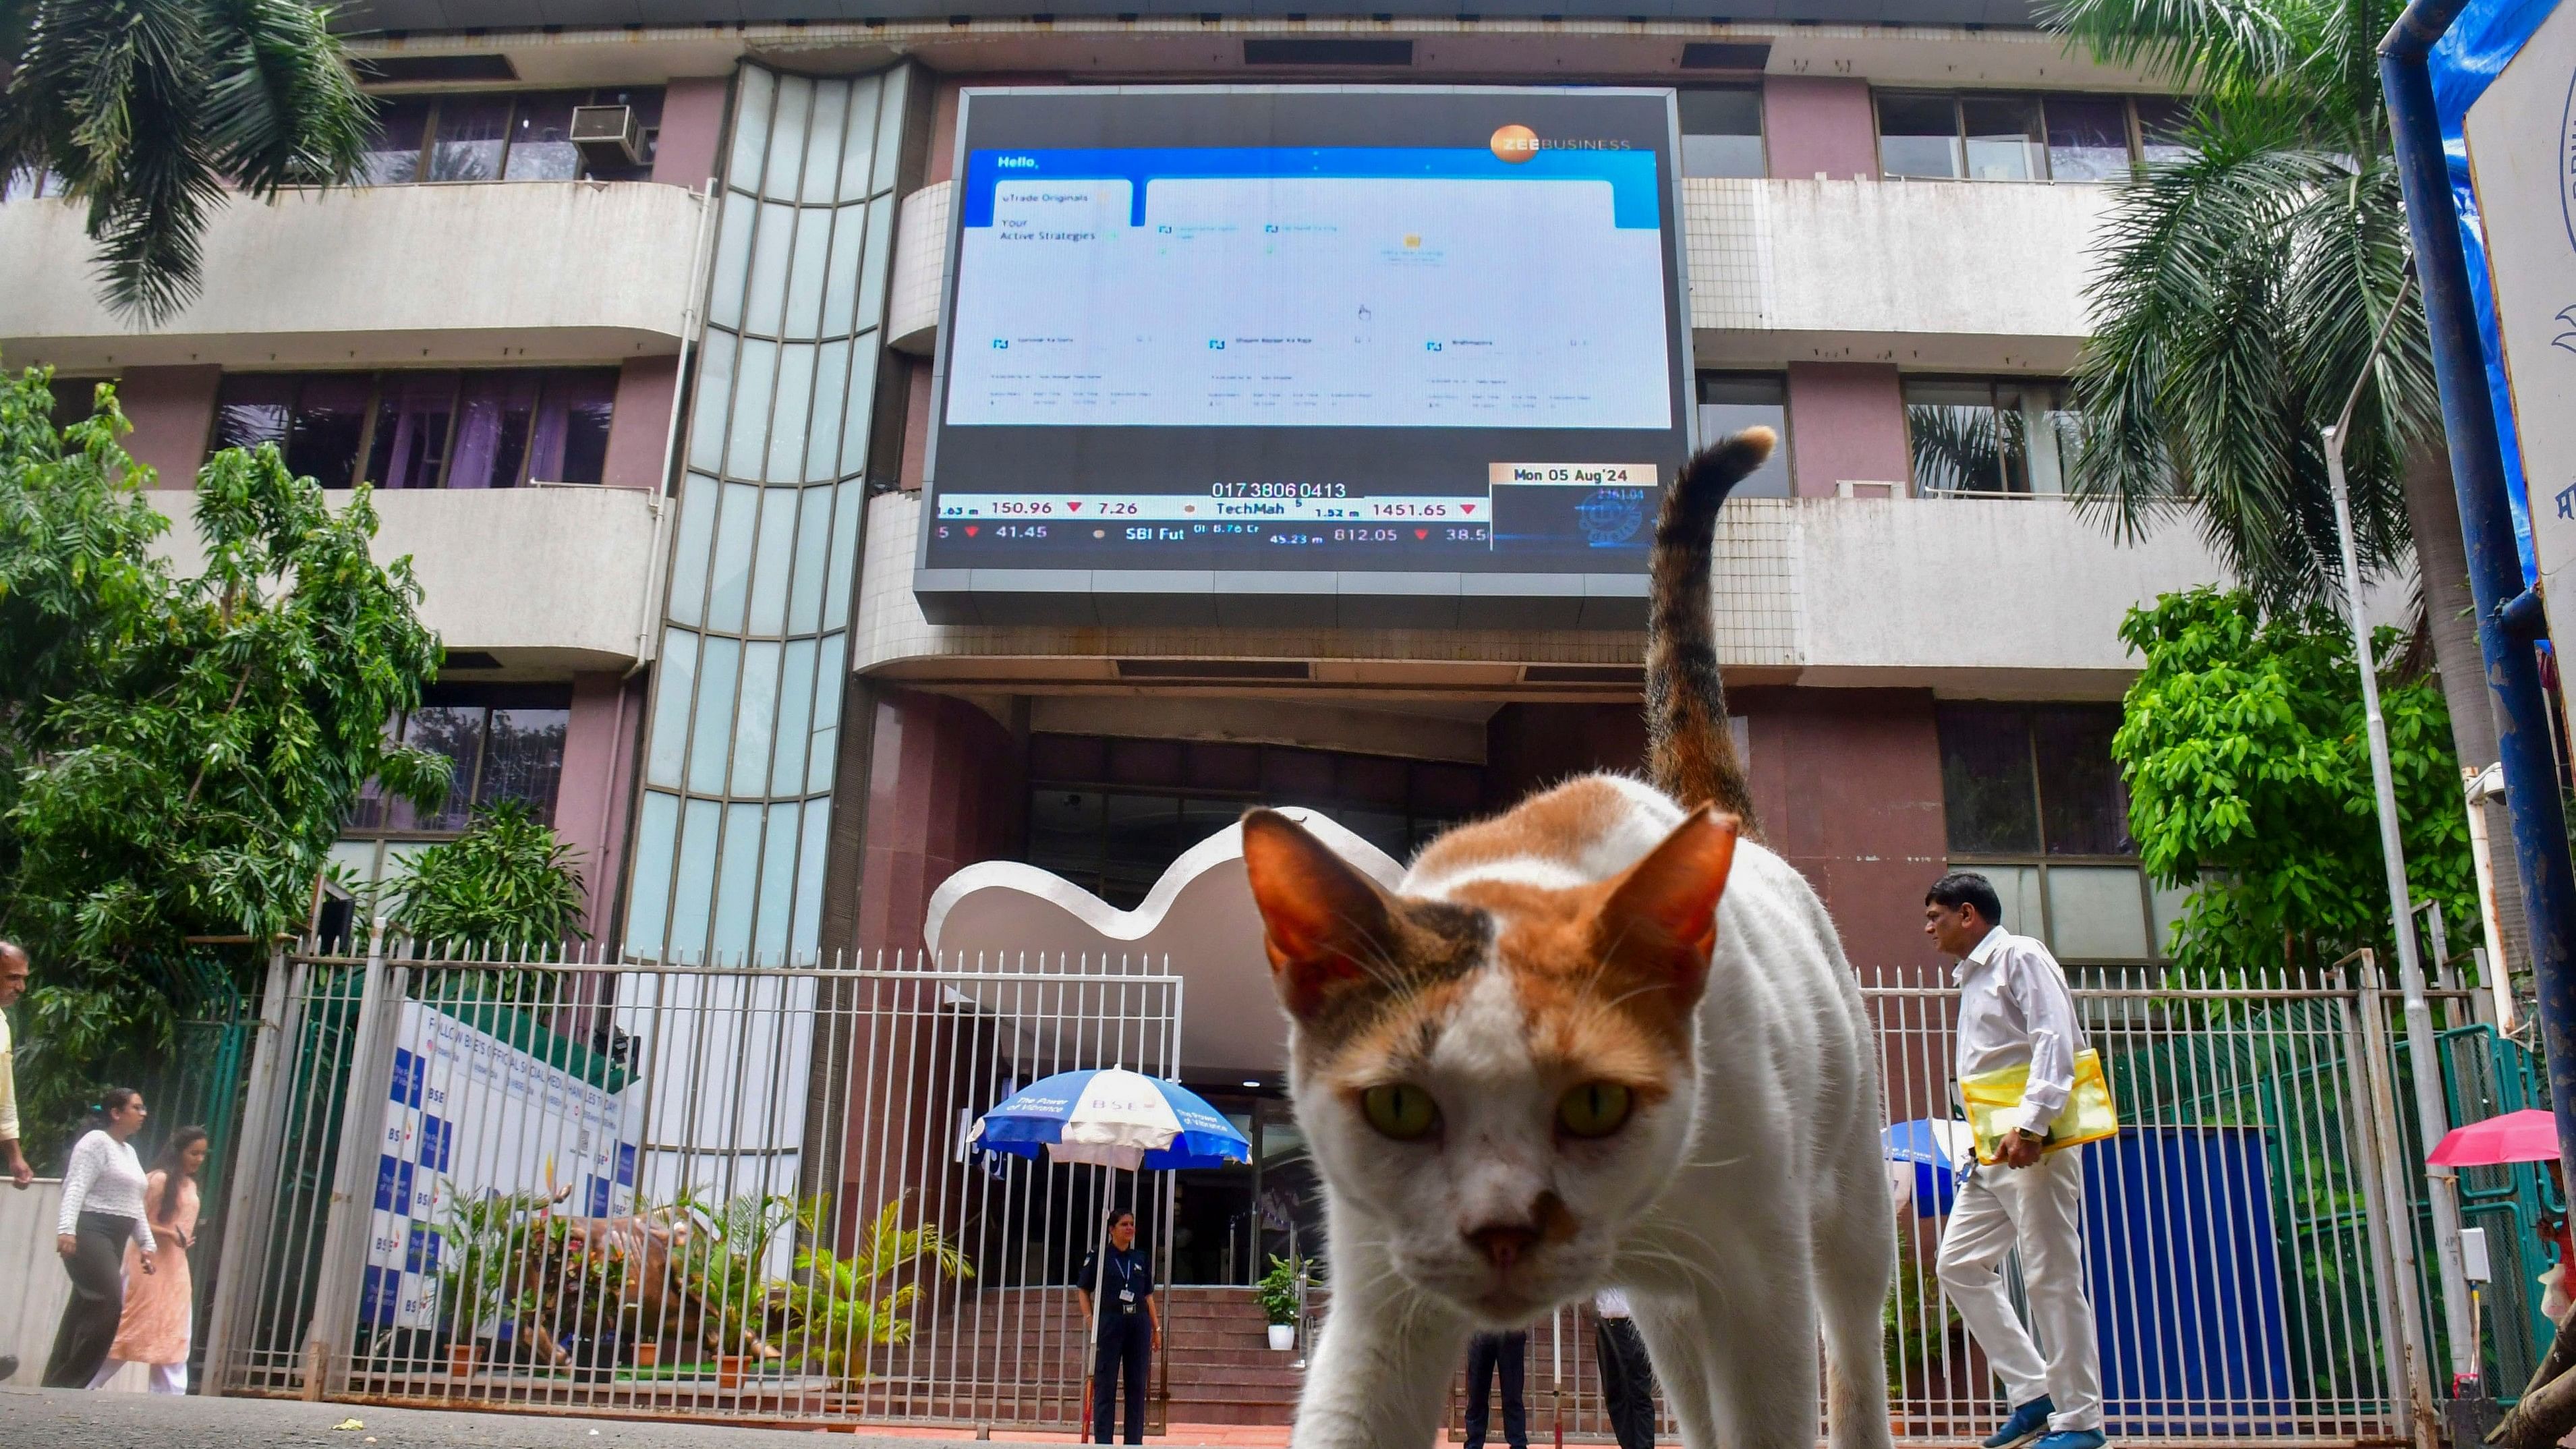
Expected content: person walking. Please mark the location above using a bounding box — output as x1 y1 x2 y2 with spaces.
1593 1290 1657 1449
1924 873 2107 1449
92 1127 208 1394
1075 1208 1160 1445
1 941 30 1192
1462 1330 1530 1449
43 1087 157 1389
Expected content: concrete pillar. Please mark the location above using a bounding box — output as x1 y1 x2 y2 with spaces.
107 364 221 488
601 354 677 490
652 76 733 190
557 671 646 943
1785 362 1912 498
1761 76 1881 182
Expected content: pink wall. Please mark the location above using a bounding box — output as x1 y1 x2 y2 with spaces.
1761 76 1881 181
558 671 646 942
654 76 731 190
853 689 1025 950
898 362 932 490
1785 362 1911 497
108 365 220 488
602 355 677 490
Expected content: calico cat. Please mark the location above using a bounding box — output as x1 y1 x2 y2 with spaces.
1241 428 1893 1449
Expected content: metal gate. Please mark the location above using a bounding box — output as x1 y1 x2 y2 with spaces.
203 938 1181 1431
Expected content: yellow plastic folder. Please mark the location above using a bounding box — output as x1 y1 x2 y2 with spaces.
1960 1048 2121 1165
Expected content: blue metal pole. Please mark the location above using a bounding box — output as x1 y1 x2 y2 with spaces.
2380 3 2576 1174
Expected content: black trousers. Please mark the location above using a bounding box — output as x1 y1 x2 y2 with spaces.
1596 1317 1659 1449
1464 1331 1530 1449
43 1212 133 1388
1091 1311 1151 1444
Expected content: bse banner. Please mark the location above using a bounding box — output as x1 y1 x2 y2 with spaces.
360 996 642 1332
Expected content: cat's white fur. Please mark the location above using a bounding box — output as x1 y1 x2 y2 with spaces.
1285 773 1893 1449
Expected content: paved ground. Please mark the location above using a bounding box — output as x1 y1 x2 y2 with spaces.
0 1387 1297 1449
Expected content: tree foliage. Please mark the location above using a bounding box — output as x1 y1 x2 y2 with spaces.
384 799 590 953
0 366 445 1157
2113 588 2475 976
0 0 376 321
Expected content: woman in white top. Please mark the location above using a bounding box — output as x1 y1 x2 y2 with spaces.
41 1087 156 1388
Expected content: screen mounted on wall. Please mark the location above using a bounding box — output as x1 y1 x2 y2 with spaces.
916 86 1696 628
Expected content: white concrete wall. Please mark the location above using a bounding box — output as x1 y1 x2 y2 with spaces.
1 1179 69 1383
1 182 707 372
152 486 665 671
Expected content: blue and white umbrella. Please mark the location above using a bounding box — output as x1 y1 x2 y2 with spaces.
1884 1118 1977 1218
970 1067 1251 1171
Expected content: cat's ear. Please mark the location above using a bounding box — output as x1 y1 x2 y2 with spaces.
1241 809 1396 1020
1597 807 1740 999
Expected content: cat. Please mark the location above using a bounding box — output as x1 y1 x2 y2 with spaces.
1241 427 1894 1449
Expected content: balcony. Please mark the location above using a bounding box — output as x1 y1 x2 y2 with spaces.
0 181 708 371
154 485 664 671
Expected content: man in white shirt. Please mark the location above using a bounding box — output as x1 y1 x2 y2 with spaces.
1924 873 2105 1449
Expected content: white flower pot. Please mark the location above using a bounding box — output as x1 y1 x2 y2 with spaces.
1267 1323 1296 1351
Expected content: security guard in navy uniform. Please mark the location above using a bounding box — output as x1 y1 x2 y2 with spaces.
1076 1209 1162 1445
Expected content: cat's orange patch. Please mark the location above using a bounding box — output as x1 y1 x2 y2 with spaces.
1410 777 1632 880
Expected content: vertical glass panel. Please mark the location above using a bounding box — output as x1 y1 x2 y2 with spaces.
755 803 801 960
805 633 845 793
786 486 834 631
764 75 814 202
669 798 724 961
1987 382 2036 493
503 92 585 180
665 474 718 627
540 368 618 485
2042 94 2132 181
688 329 735 474
823 480 863 626
449 370 542 490
391 706 485 831
1101 795 1183 908
688 635 741 793
478 708 570 820
747 488 797 632
724 339 778 480
1937 704 2040 854
706 482 759 630
728 66 778 191
1878 93 1962 179
1694 374 1791 498
766 343 817 482
2034 706 2132 855
426 93 511 183
2049 865 2153 959
805 341 851 482
770 637 818 795
364 371 457 490
744 201 797 339
1905 379 2009 496
868 70 907 196
782 208 832 339
855 194 895 329
713 801 764 957
213 375 294 453
625 790 681 954
1960 94 2042 180
285 374 372 490
2014 383 2066 494
792 799 830 959
1678 88 1765 178
799 80 849 206
708 190 756 331
821 202 866 337
730 640 782 795
842 74 887 200
2135 96 2195 165
838 343 880 480
358 98 430 185
647 629 699 788
1962 863 2047 944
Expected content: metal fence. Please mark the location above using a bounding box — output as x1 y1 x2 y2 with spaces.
203 940 1182 1431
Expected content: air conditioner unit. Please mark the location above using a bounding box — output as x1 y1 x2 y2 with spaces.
570 105 643 168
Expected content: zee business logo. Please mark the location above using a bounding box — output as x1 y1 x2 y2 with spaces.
1489 125 1634 163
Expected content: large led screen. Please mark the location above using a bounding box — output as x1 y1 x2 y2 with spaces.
916 86 1696 627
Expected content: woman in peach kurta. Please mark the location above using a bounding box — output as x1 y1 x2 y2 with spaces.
96 1129 207 1394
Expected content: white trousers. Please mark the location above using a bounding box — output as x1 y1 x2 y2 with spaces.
1936 1150 2103 1432
86 1356 188 1394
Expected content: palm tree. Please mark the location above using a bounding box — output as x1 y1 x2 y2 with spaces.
2044 0 2523 961
0 0 376 322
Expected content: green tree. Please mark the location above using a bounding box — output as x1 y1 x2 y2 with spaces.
0 366 447 1158
0 0 376 321
2113 588 2475 976
382 799 590 952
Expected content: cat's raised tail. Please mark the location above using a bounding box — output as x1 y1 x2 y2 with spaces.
1647 428 1771 832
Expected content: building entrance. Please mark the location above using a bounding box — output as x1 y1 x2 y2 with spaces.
1166 1087 1325 1286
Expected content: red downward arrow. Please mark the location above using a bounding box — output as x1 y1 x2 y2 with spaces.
1414 528 1429 540
1066 502 1083 512
1461 504 1478 515
964 525 979 536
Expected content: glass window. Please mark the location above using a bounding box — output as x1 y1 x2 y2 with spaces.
283 375 372 491
2134 95 2195 165
2042 94 2132 181
1939 704 2041 855
350 685 573 835
1878 93 1963 179
1880 91 2191 181
211 369 621 490
1906 377 2073 497
503 92 586 181
366 372 459 491
1937 703 2163 963
2034 706 2131 855
1696 374 1792 499
1959 94 2042 180
212 374 295 455
352 88 666 187
1678 87 1765 179
427 93 513 183
358 98 431 186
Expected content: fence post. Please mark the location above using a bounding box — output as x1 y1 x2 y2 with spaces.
2350 961 2441 1449
200 942 299 1396
302 919 403 1400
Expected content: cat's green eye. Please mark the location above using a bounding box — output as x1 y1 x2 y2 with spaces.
1361 1083 1441 1141
1557 1081 1634 1139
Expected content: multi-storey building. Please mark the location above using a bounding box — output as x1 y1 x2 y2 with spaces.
5 0 2229 1295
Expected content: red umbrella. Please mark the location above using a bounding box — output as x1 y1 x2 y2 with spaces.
2428 1108 2564 1167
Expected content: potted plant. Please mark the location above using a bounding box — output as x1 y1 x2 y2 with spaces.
1257 1254 1308 1351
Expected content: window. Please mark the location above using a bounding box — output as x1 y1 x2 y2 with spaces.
1904 377 2077 497
1679 87 1765 179
1937 702 2185 969
1696 373 1791 498
213 369 619 489
357 88 664 186
350 684 573 834
1878 92 2192 181
1027 735 1484 908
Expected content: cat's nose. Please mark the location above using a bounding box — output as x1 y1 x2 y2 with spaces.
1464 1221 1541 1270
